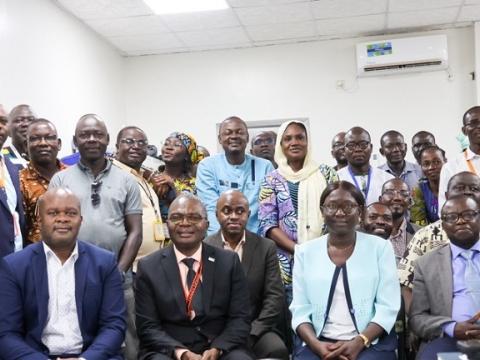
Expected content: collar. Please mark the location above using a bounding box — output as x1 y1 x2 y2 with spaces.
465 148 480 160
220 231 246 249
77 157 112 174
42 241 79 264
450 239 480 259
391 217 407 239
112 158 143 178
23 160 65 181
174 243 203 265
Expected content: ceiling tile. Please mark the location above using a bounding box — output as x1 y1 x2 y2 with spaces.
227 0 309 8
125 48 189 56
389 0 462 13
312 0 387 19
458 5 480 21
235 2 313 26
161 9 240 31
85 16 170 37
107 33 184 53
176 27 251 47
246 21 316 41
388 7 458 29
56 0 152 20
316 14 385 36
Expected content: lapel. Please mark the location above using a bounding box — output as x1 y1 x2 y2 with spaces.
161 246 188 315
31 243 49 332
241 231 258 276
0 158 15 211
75 242 89 331
201 244 216 315
435 244 454 315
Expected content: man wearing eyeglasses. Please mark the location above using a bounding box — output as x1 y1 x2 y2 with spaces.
135 193 253 360
2 104 36 170
0 104 26 258
410 194 480 359
250 131 277 169
379 178 420 264
439 106 480 209
378 130 423 191
337 127 394 205
49 115 142 358
20 119 66 245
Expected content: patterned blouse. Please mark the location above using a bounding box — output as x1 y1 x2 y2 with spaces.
410 177 439 226
258 164 338 286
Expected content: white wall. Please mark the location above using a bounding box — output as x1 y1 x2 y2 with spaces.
125 27 476 165
0 0 124 155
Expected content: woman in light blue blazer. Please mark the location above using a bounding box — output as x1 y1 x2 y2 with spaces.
290 181 400 360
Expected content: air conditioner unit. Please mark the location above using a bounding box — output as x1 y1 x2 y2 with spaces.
356 35 448 77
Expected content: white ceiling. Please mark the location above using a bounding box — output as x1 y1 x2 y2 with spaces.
54 0 480 56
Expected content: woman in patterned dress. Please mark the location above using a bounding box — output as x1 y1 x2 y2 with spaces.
258 120 338 302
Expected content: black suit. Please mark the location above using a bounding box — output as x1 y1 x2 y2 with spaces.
135 243 253 360
205 230 288 360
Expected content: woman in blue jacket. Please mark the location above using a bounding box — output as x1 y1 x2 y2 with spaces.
291 181 400 360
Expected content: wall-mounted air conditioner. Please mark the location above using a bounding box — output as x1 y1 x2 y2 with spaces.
356 35 448 77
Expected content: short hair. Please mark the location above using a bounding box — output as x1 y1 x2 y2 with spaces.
380 130 404 146
219 116 247 134
320 181 366 208
441 194 480 214
381 178 408 193
418 145 446 162
345 126 371 143
412 131 435 143
446 171 480 192
169 193 207 218
27 118 57 134
463 106 480 125
365 201 391 212
251 131 277 147
116 126 147 145
8 104 34 122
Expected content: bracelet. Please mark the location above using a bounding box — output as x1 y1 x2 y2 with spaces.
358 333 370 348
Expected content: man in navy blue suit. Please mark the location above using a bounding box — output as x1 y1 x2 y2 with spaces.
0 187 126 359
0 104 25 257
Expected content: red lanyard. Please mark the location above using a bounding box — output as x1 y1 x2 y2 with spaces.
183 261 203 318
464 150 478 175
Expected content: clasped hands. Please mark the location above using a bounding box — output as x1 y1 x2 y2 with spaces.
313 337 364 360
181 348 221 360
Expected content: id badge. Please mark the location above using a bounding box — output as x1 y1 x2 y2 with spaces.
153 219 165 242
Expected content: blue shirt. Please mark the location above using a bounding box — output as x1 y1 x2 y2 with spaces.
442 240 480 337
196 153 273 234
378 160 423 191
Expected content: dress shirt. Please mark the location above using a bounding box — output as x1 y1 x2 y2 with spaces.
438 148 480 210
0 155 23 251
221 231 246 261
41 242 83 355
173 244 203 360
389 218 408 262
378 161 423 191
1 143 28 169
442 240 480 337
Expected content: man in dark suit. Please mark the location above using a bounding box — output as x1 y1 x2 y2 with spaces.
410 195 480 360
135 193 253 360
0 188 126 359
0 104 25 258
205 190 288 360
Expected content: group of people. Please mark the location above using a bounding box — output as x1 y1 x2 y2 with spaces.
0 102 479 360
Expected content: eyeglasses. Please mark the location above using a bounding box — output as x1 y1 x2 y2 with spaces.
332 142 345 149
253 138 274 146
91 180 102 207
28 135 58 145
442 210 480 224
168 213 206 225
345 141 370 151
120 138 148 148
322 203 359 215
382 189 411 198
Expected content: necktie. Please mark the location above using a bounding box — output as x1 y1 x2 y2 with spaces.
182 258 203 315
460 249 480 316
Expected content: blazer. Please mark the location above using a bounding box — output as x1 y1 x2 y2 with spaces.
135 242 251 358
204 230 285 338
0 241 126 360
290 232 400 341
409 243 453 341
0 156 25 257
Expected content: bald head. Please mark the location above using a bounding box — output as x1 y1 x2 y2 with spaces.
216 190 249 212
170 193 207 218
346 127 371 142
38 187 80 214
216 190 250 237
0 104 7 118
75 114 107 135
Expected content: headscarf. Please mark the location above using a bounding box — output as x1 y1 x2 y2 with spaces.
274 120 327 243
169 132 203 164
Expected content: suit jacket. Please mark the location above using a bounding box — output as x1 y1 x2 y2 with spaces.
204 230 285 338
0 241 126 360
135 242 251 358
409 243 453 341
0 156 25 257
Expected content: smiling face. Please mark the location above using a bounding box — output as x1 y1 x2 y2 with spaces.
8 105 35 147
379 179 411 220
362 203 394 239
216 190 250 237
441 196 480 249
27 121 61 167
218 117 249 156
161 136 187 164
321 188 361 236
74 116 109 162
281 123 308 165
116 127 148 170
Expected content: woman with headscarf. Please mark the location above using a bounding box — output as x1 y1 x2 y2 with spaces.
259 120 338 302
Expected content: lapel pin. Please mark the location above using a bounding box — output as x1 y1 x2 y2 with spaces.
208 257 215 262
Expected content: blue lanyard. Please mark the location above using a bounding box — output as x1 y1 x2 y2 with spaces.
348 166 372 199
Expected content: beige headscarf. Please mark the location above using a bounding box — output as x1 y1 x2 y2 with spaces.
274 120 326 243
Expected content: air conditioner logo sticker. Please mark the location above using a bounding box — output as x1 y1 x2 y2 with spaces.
367 42 392 57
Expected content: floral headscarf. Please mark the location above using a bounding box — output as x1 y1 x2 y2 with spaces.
168 132 203 164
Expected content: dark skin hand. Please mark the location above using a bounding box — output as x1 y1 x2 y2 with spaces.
201 348 221 360
117 213 142 273
181 351 202 360
267 227 296 254
150 172 175 198
454 312 480 340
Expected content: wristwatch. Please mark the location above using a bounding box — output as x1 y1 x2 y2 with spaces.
358 333 370 348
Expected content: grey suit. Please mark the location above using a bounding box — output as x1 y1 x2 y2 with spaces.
204 230 288 359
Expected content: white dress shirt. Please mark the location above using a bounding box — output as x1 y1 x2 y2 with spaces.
41 242 83 355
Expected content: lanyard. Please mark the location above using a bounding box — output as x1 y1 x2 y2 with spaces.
348 166 372 199
138 177 161 220
183 261 203 318
464 150 478 176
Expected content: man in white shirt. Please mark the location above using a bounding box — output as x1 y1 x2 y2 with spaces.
0 187 126 359
439 106 480 209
